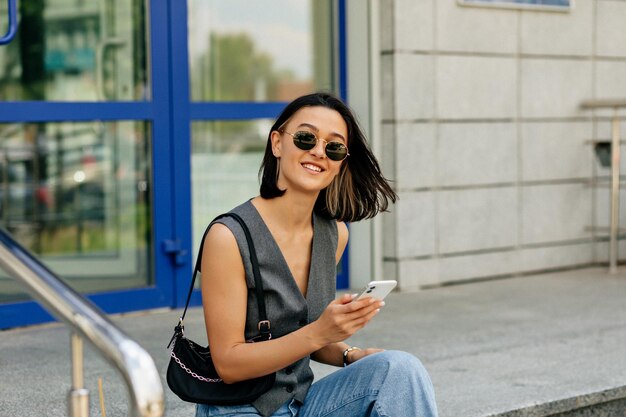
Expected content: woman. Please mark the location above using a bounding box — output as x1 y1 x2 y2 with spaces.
198 92 438 417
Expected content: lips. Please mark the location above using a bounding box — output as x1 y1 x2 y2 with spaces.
301 162 324 173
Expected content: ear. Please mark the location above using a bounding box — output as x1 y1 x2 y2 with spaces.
270 130 282 158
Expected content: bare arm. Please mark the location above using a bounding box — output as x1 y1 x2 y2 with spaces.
201 222 382 383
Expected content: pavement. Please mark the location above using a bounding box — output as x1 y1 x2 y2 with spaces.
1 267 626 417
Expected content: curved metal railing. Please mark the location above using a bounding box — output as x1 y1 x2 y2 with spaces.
0 229 164 417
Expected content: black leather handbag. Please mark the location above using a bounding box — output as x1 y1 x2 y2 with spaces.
166 212 276 405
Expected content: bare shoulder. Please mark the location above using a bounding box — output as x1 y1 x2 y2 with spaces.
202 222 240 262
336 220 349 263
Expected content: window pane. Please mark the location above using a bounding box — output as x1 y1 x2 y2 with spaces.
0 0 149 101
191 120 268 255
0 121 152 302
188 0 335 102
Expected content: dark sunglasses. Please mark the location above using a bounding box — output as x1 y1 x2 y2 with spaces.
283 130 350 161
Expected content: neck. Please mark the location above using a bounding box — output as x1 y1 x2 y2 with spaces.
253 190 319 231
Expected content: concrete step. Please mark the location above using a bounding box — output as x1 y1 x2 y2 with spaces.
1 267 626 416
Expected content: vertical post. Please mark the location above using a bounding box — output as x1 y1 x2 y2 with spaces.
68 332 90 417
609 107 621 274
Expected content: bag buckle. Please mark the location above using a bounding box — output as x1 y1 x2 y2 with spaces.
258 320 271 337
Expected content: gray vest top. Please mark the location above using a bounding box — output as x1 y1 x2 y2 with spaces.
214 200 338 417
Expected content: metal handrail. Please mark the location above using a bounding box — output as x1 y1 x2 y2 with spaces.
580 99 626 274
0 229 164 417
581 99 626 109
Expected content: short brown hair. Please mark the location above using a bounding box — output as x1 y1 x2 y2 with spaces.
259 92 397 222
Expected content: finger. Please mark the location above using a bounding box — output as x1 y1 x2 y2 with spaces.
336 306 383 331
364 348 385 355
339 293 356 304
344 299 384 318
342 297 377 312
351 305 382 328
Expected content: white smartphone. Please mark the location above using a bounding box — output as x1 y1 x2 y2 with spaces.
353 280 397 301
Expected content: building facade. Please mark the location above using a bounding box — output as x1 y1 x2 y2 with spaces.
380 0 626 289
1 0 625 328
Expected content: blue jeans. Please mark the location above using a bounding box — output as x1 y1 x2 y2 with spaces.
195 350 438 417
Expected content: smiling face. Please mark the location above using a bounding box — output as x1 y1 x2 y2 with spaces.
271 106 348 195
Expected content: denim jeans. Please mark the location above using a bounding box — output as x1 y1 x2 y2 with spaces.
195 350 438 417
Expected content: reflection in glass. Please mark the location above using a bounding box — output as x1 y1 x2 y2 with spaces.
0 0 148 101
0 121 152 302
191 120 269 254
188 0 335 102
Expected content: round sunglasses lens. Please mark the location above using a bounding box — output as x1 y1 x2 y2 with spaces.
293 132 317 150
325 142 348 161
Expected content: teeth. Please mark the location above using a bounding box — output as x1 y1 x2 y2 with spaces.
303 163 322 172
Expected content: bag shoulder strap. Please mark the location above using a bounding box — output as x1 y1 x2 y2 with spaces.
179 212 270 335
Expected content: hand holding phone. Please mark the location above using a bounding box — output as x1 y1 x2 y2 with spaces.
353 280 397 302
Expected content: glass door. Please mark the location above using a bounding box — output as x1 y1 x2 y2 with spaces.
0 0 176 328
182 0 347 307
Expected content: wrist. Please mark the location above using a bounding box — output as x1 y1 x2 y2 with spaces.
342 346 361 367
302 321 328 351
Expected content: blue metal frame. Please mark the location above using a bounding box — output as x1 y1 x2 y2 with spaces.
167 0 195 307
336 0 349 289
0 103 153 122
0 0 18 45
337 0 348 103
190 102 288 120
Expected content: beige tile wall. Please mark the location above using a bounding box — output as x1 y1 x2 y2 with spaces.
381 0 626 288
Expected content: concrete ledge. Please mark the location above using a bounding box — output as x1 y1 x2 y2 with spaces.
489 387 626 416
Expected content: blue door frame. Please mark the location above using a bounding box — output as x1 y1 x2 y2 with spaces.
0 0 347 329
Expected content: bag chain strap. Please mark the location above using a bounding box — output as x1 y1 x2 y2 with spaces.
169 338 223 383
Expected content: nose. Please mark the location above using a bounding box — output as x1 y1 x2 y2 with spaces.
311 138 327 159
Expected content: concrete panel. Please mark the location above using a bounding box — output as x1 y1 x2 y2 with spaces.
396 122 436 189
381 55 395 120
596 0 626 58
382 210 397 258
395 0 434 51
595 61 626 101
520 243 593 273
396 258 440 290
438 56 517 119
380 0 394 51
520 59 592 118
383 260 398 285
592 241 626 263
593 187 626 232
381 123 396 182
395 54 435 120
520 0 592 56
521 184 592 244
521 122 593 181
437 0 517 53
438 250 520 284
439 123 517 187
439 187 518 253
394 191 436 258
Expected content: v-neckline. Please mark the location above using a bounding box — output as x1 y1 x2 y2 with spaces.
247 201 316 301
